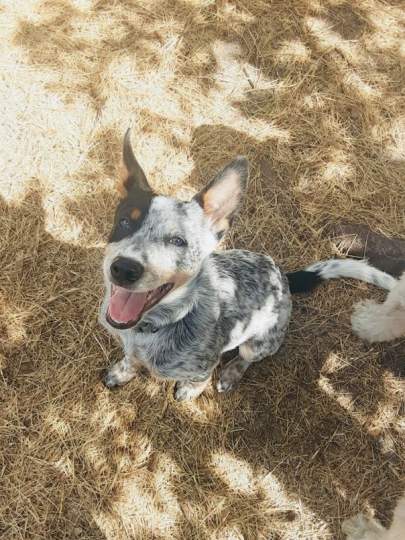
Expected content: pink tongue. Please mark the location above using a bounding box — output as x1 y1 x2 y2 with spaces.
109 286 147 323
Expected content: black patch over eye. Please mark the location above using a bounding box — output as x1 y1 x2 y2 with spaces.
119 217 131 229
169 236 187 247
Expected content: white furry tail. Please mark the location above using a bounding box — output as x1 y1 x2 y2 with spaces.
305 259 398 291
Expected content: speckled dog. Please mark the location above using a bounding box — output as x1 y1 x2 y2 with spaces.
99 131 292 401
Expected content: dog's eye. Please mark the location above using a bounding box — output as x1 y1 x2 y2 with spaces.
169 236 187 247
119 217 130 229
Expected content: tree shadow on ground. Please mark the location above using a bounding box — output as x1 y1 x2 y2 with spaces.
4 0 405 537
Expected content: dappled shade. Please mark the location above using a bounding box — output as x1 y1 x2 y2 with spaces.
0 0 404 539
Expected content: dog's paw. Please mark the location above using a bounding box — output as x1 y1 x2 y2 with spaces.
174 381 206 401
102 357 138 389
102 369 124 390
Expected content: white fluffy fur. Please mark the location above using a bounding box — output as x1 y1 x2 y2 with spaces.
351 272 405 343
304 260 405 343
342 496 405 540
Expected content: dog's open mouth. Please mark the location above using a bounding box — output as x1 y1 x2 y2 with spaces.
106 283 174 329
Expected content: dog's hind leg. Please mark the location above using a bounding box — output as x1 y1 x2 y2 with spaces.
217 336 283 393
217 353 251 393
103 355 140 389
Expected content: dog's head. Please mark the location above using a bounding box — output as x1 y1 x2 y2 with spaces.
103 130 249 329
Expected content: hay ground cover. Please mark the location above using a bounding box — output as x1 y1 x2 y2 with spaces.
0 0 404 538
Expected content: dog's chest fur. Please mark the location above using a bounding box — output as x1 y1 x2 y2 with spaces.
102 250 291 381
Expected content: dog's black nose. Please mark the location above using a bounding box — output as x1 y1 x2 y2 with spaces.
110 257 144 286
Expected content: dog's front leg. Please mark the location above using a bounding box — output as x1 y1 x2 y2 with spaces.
174 378 211 401
103 355 140 389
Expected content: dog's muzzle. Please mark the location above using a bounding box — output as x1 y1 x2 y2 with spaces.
110 257 144 287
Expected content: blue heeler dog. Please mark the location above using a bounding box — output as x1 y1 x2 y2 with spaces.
100 131 393 400
99 130 292 400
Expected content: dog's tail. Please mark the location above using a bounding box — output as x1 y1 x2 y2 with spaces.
287 259 398 294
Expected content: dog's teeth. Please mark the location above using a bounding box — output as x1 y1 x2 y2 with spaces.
142 284 172 311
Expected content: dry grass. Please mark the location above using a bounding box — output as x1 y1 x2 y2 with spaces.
0 0 404 538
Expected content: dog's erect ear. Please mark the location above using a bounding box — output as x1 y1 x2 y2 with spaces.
118 129 152 196
193 156 249 236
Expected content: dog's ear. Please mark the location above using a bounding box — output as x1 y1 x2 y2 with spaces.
118 129 152 197
194 156 249 236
